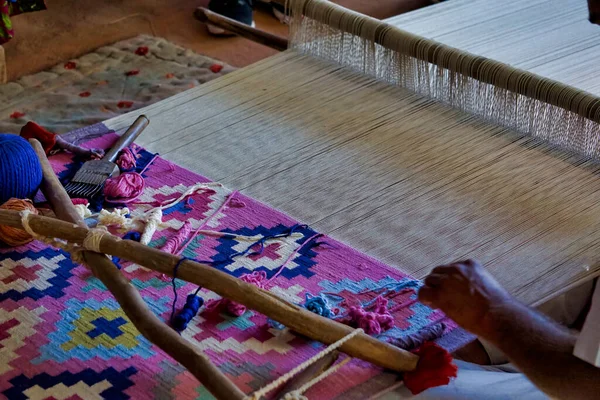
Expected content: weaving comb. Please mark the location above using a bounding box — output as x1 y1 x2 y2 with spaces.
64 115 149 199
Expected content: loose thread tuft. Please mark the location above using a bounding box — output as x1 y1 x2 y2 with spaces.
303 293 335 318
403 342 458 395
348 296 394 335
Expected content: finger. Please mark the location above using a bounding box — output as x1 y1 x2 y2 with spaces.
462 259 479 268
418 286 439 307
431 264 462 275
423 273 446 287
431 265 454 275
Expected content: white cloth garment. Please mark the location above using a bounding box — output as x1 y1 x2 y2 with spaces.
383 361 548 400
380 280 596 399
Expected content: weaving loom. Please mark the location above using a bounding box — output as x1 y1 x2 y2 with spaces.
109 0 600 306
2 0 600 398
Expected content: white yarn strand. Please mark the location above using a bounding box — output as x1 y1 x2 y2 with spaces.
140 208 162 245
283 357 353 400
247 329 363 400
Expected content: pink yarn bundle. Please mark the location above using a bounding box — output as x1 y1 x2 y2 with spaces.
70 198 89 205
208 271 268 317
161 221 192 254
348 296 394 335
104 172 145 203
116 147 138 171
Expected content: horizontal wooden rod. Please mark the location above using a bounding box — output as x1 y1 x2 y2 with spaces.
0 210 419 372
195 7 288 51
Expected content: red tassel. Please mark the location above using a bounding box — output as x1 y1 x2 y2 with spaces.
403 342 458 395
20 122 57 154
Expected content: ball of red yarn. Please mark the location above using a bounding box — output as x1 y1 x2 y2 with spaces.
403 341 458 395
104 172 145 203
0 198 38 246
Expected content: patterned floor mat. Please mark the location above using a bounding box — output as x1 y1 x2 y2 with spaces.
0 35 234 135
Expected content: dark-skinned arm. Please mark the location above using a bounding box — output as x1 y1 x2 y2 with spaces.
589 0 600 24
419 259 600 400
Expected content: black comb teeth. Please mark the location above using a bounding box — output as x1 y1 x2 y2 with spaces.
64 181 104 199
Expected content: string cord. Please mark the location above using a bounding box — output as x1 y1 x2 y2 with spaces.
170 257 193 325
246 328 363 400
174 190 239 256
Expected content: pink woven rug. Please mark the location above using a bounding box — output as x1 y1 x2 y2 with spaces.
0 125 472 399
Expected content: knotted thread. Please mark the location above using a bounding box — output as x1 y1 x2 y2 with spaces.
20 210 85 264
140 208 162 245
303 293 335 318
98 207 131 227
348 296 394 335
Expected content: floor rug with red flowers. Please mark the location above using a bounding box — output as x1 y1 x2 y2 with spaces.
0 35 234 135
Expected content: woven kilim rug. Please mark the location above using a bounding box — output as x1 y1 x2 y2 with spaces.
0 124 472 399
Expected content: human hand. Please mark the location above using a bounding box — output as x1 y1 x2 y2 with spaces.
418 259 514 338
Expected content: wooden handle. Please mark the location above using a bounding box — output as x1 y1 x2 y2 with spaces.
104 115 149 162
195 7 288 51
28 139 245 400
0 209 420 372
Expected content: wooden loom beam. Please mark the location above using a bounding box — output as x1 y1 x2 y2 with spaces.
0 207 420 372
28 139 246 400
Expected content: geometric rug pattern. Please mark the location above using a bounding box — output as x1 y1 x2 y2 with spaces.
0 125 470 399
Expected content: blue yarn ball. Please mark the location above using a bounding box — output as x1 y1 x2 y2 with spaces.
0 134 43 204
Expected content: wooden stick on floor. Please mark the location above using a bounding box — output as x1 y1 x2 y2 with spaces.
28 138 245 400
0 208 420 372
195 7 288 51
